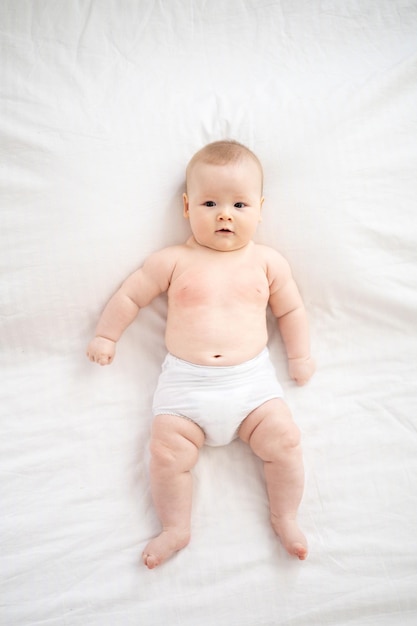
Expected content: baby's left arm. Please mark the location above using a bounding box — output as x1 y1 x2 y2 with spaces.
265 249 315 386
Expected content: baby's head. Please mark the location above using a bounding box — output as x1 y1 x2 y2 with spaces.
183 140 265 252
185 140 263 195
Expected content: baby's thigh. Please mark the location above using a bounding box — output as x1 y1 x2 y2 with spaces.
239 398 299 454
241 400 301 462
150 414 205 467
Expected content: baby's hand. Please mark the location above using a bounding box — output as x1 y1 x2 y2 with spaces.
288 356 316 386
86 336 116 366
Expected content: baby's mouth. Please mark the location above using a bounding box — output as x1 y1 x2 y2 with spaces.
216 228 233 233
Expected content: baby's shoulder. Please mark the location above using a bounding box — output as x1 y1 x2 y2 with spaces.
141 244 186 277
253 243 289 267
147 243 188 263
140 244 190 290
253 244 292 286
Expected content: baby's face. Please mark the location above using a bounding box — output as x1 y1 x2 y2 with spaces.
183 158 264 252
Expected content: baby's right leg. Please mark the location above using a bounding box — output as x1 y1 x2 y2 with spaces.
142 414 205 569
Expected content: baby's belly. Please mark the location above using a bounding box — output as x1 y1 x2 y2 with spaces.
165 306 269 366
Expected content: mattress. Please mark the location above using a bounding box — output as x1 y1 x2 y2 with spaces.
2 1 417 624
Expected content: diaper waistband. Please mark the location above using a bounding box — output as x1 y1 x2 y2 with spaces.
162 348 271 379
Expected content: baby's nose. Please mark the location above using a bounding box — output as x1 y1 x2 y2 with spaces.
217 208 232 220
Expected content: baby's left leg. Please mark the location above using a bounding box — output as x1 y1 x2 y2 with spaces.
239 398 308 560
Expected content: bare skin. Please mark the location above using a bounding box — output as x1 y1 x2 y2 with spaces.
87 151 315 568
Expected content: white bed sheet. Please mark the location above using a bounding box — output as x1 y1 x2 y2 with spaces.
1 1 417 624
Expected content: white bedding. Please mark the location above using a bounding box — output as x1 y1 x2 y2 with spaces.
2 1 417 624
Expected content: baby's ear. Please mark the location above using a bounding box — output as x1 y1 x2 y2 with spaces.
259 196 264 221
183 193 189 218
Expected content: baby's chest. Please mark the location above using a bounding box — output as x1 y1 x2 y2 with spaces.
169 266 270 308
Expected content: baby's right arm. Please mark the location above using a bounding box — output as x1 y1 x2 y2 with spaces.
86 247 178 365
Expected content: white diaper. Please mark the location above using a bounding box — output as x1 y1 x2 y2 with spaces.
152 348 283 447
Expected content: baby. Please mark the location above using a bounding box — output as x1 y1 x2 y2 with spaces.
87 140 315 569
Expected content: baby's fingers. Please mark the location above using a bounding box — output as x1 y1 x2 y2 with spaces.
86 350 111 365
86 337 116 365
289 357 316 385
97 354 113 366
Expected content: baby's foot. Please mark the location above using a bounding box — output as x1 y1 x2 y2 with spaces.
271 516 308 560
142 529 190 569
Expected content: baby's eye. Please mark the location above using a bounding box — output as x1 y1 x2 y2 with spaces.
234 202 246 209
203 201 216 207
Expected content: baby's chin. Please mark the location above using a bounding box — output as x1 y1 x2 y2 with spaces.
191 236 254 253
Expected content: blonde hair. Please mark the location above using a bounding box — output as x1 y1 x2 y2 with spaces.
186 140 263 191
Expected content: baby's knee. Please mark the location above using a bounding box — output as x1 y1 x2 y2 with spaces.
279 421 301 450
253 417 301 460
149 438 176 468
149 434 199 474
